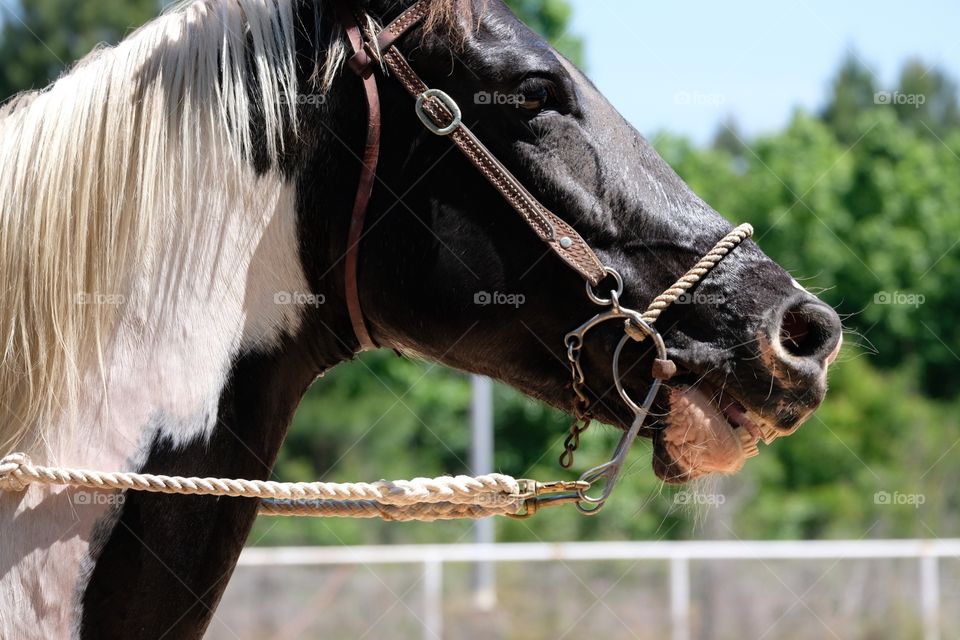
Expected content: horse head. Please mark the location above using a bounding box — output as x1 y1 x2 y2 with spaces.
0 0 842 636
305 0 843 482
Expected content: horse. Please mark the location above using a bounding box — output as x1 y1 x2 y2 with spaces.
0 0 842 637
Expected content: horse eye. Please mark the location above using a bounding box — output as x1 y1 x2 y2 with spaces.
516 79 556 113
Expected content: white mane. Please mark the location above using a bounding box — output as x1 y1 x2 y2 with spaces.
0 0 347 457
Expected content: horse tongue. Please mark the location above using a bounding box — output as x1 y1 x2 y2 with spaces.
663 388 747 476
720 399 763 444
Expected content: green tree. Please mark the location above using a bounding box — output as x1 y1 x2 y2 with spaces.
820 52 879 144
820 52 960 142
0 0 159 101
506 0 584 65
893 58 960 137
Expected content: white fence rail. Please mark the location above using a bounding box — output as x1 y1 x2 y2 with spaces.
236 539 959 640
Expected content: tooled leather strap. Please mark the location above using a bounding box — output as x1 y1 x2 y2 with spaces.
348 0 607 286
348 1 431 75
378 46 606 284
338 1 608 352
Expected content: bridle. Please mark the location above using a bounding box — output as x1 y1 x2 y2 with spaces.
334 0 753 513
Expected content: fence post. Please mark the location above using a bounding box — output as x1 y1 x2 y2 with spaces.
471 375 497 611
920 551 940 640
670 555 691 640
424 557 444 640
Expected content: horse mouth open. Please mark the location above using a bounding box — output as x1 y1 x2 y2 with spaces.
652 384 781 483
651 334 843 484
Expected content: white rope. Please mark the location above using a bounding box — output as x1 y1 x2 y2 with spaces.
257 498 521 521
0 453 527 520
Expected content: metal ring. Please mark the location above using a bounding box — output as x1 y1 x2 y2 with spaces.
415 89 462 136
585 267 624 306
576 460 617 507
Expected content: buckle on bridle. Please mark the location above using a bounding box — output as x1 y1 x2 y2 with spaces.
415 89 462 136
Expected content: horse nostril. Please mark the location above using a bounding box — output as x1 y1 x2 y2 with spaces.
778 302 841 361
780 310 813 357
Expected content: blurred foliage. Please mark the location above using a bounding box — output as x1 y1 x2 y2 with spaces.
0 0 160 101
506 0 584 65
1 2 957 545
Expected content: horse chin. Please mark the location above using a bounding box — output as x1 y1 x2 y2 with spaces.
652 386 766 484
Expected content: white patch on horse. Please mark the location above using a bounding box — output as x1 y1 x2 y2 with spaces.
0 172 307 638
0 0 319 635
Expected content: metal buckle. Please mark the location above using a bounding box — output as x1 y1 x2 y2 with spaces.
415 89 462 136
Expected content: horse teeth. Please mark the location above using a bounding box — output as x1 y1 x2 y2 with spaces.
736 428 761 458
760 425 779 444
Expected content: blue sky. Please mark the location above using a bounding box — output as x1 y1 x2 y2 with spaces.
569 0 960 143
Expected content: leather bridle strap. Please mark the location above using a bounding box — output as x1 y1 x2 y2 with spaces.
338 0 608 351
335 0 382 351
379 44 607 283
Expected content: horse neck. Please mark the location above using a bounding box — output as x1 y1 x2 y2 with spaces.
33 167 301 462
0 158 355 638
0 3 368 634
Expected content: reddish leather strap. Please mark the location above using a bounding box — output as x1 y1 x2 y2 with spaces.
348 1 431 76
335 0 382 351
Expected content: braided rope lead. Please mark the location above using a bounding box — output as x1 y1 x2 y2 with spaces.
640 223 753 325
257 499 521 521
0 453 521 513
